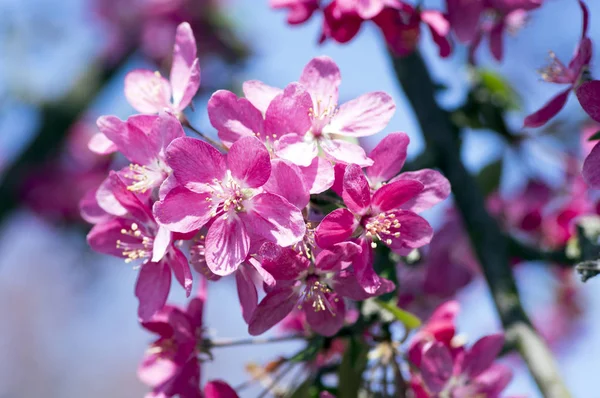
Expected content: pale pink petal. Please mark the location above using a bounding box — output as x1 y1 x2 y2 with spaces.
247 257 276 287
393 169 451 213
138 354 177 388
152 226 172 262
258 242 310 281
576 80 600 123
170 22 198 107
80 187 111 224
299 157 335 194
153 187 215 233
242 193 306 246
583 142 600 188
321 139 373 167
262 159 309 209
135 261 172 321
463 334 504 378
154 112 185 151
371 179 424 213
248 287 301 335
366 132 409 185
166 137 227 192
175 59 200 112
524 88 571 128
342 164 371 215
242 80 283 115
315 208 357 249
205 214 250 276
264 83 313 137
304 292 345 336
88 132 117 155
96 175 127 217
236 265 258 323
167 247 193 296
421 342 453 393
274 133 318 167
227 136 271 188
329 92 395 137
158 173 178 200
299 56 341 107
422 10 452 58
124 69 171 114
208 90 264 147
204 380 239 398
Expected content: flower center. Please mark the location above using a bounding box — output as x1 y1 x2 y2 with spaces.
125 159 171 193
539 52 576 84
309 97 337 137
205 173 254 217
299 277 339 315
116 222 154 263
364 212 401 248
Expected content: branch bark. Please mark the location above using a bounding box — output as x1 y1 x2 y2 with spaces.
389 50 570 398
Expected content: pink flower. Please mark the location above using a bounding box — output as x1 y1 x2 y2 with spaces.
525 0 590 127
248 240 394 336
92 112 184 192
154 136 306 275
271 0 320 24
316 133 450 292
125 22 201 115
87 172 192 320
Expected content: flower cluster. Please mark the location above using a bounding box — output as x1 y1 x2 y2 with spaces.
82 21 451 397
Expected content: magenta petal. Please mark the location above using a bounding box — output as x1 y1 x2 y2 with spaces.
299 56 341 107
204 380 239 398
242 80 283 115
583 142 600 187
330 92 395 137
420 342 453 394
331 162 346 196
248 287 300 335
135 261 172 321
304 292 345 336
576 80 600 123
205 214 250 276
315 241 361 272
80 187 110 224
97 115 158 165
103 172 153 222
258 242 309 281
321 139 373 167
124 69 171 114
262 159 309 209
170 22 198 107
388 210 434 252
342 164 372 215
394 169 451 213
167 248 193 296
264 83 313 137
174 58 201 112
422 10 452 58
155 112 185 149
87 218 130 257
371 179 424 213
471 364 513 396
227 136 271 188
315 208 357 249
153 187 215 233
274 133 318 167
524 88 571 128
208 90 264 147
299 157 335 194
462 334 504 378
88 132 116 155
247 257 276 288
166 137 227 191
366 132 409 185
489 22 505 61
334 270 395 300
353 238 381 294
236 265 258 323
242 193 306 246
446 0 483 43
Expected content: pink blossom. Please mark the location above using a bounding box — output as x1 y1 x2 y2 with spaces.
248 240 394 336
87 172 192 320
525 0 590 127
124 22 201 115
154 136 306 275
93 112 184 193
271 0 320 24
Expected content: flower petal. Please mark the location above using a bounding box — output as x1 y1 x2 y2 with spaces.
236 265 258 323
264 83 313 137
88 132 117 155
154 112 185 150
366 132 409 185
242 80 283 115
420 342 453 394
258 242 310 281
353 237 381 294
80 187 111 224
167 247 193 296
462 334 505 378
393 169 451 213
321 139 373 167
227 136 271 188
299 157 335 194
583 142 600 188
208 90 264 147
371 179 424 213
248 287 300 335
329 92 395 137
274 133 318 167
576 80 600 123
135 261 172 321
152 226 172 262
205 214 250 276
124 69 171 114
315 208 357 249
524 88 571 128
97 115 159 165
342 164 371 215
154 187 215 233
299 56 341 107
422 10 452 58
166 137 227 192
305 292 345 336
315 241 361 272
387 210 434 253
262 159 309 209
446 0 484 43
87 218 130 257
204 380 239 398
170 22 199 108
242 193 306 247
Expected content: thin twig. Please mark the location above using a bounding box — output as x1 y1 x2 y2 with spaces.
182 119 228 151
208 334 305 348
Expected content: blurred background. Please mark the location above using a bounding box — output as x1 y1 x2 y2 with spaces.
1 0 600 396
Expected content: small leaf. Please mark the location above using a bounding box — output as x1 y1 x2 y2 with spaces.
476 69 520 110
338 337 369 398
476 158 503 197
375 300 421 329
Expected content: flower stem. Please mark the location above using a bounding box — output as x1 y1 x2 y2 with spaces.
207 334 305 348
388 50 570 398
181 119 228 151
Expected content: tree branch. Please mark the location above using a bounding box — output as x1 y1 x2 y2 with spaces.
388 50 570 398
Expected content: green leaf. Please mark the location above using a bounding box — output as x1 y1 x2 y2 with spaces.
288 378 316 398
476 158 503 197
375 300 421 329
338 337 369 398
476 69 520 110
588 130 600 142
